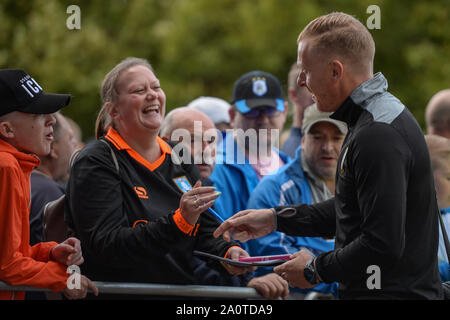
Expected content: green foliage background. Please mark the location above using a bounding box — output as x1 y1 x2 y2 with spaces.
1 0 449 140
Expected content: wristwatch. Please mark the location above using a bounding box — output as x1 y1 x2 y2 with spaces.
304 257 322 285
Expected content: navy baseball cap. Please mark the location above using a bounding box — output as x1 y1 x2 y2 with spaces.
231 70 284 114
0 69 71 117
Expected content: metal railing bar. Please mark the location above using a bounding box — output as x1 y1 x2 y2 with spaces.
0 281 262 299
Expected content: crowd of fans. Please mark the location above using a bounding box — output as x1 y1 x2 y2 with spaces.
0 12 449 300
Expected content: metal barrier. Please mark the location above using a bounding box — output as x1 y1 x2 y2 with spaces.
0 281 262 299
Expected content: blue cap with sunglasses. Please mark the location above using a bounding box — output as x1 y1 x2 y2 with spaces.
231 70 285 118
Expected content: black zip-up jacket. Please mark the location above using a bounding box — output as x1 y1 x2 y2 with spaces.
275 73 443 299
65 128 238 290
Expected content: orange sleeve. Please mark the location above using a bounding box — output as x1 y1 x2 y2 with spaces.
29 241 59 262
0 165 68 297
172 208 195 235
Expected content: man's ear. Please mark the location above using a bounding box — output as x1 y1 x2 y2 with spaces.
0 120 15 139
301 135 306 149
331 60 344 80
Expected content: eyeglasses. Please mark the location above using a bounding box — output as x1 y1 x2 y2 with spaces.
242 107 281 119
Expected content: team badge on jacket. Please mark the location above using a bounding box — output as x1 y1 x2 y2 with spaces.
173 176 192 193
252 77 267 96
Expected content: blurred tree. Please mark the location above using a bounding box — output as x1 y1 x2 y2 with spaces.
0 0 449 139
0 0 173 139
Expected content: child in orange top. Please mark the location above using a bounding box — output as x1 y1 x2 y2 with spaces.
0 69 97 300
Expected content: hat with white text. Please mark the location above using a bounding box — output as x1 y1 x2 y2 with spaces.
0 69 71 117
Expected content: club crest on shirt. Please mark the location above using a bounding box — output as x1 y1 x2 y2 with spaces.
173 176 192 193
252 77 267 96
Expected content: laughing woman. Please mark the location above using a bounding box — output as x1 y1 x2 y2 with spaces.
65 58 249 298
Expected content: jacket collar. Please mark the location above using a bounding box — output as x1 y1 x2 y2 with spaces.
285 146 307 180
0 139 40 173
105 127 172 172
331 72 388 128
106 127 172 154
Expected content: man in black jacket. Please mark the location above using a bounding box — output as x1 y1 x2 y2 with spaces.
214 12 443 299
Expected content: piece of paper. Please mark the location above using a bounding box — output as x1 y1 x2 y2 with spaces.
193 250 287 267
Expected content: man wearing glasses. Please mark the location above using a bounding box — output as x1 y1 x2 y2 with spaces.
210 70 289 223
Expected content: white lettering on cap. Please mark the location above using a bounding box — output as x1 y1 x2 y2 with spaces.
20 77 42 98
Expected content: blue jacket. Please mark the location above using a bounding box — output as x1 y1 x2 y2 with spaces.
438 207 450 282
247 146 337 296
439 262 449 282
211 132 290 221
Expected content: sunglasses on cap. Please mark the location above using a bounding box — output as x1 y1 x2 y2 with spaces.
234 98 285 119
242 107 281 119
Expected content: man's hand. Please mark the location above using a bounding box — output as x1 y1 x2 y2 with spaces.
273 250 316 289
63 275 99 300
50 237 84 266
213 209 276 242
221 246 256 275
248 273 289 300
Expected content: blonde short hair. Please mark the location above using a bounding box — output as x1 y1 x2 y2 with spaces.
298 12 375 73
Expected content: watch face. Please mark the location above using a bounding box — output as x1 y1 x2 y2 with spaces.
304 261 316 284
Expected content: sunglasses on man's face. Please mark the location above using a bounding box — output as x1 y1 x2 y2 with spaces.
242 107 281 119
